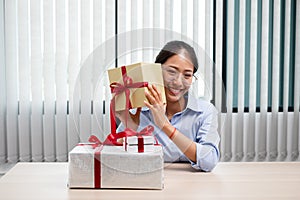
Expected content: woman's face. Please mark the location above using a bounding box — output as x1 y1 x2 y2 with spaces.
162 54 194 103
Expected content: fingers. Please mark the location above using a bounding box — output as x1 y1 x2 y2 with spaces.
143 99 151 108
145 84 163 105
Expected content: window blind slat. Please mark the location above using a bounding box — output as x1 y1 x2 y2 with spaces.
130 0 137 63
249 1 257 113
91 0 103 140
192 0 199 45
294 0 300 112
235 0 246 161
130 0 142 63
153 0 163 54
143 0 153 62
187 0 193 40
226 0 234 112
43 0 56 162
191 0 200 97
125 0 132 64
271 0 281 112
180 0 187 37
257 0 270 160
105 0 115 135
30 0 43 161
55 0 68 161
93 0 102 49
205 0 212 101
17 0 31 162
224 0 235 161
238 0 245 112
5 0 19 162
164 0 172 40
283 0 291 112
0 0 6 163
117 0 127 65
279 0 293 160
67 0 80 150
246 0 258 161
268 0 281 160
291 0 300 160
4 1 19 162
215 0 224 160
79 0 92 142
260 1 270 113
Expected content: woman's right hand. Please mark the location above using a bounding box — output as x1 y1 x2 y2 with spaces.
115 107 141 131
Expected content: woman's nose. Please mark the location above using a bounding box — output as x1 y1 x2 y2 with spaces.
172 73 184 86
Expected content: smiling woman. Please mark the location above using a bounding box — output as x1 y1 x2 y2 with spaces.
117 41 220 172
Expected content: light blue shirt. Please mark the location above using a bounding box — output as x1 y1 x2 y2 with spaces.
117 93 220 172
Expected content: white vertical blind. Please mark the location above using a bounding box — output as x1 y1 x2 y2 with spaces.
91 0 103 142
258 0 269 160
18 0 31 162
142 0 153 62
280 0 291 160
224 0 234 161
43 0 56 162
215 0 224 162
269 0 280 160
30 0 44 162
0 0 116 162
117 0 127 66
2 0 299 163
67 0 80 151
78 0 91 143
236 0 245 161
104 0 116 138
204 0 212 100
0 0 6 163
55 0 68 161
5 0 19 162
293 0 300 160
216 0 300 161
247 0 258 160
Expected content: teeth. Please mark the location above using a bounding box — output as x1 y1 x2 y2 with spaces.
169 88 180 94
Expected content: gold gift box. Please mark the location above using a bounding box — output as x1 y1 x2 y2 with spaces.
107 62 166 111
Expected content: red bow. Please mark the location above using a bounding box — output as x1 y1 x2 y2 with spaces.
108 66 148 143
88 125 155 147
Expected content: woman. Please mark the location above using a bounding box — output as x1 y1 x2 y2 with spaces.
117 40 220 172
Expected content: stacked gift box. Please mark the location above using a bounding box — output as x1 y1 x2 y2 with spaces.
68 63 165 189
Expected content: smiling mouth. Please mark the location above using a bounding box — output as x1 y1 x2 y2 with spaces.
168 88 182 96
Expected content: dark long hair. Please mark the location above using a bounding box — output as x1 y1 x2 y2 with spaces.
155 40 198 73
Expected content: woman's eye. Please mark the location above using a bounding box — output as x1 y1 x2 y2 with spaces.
184 74 193 78
167 69 177 75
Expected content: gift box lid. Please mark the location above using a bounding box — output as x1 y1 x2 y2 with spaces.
125 135 155 145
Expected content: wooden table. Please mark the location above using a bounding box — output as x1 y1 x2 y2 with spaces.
0 162 299 199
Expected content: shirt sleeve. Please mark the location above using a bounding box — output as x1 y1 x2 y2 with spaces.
192 103 220 171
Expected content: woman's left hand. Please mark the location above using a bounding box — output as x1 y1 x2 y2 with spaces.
144 84 170 129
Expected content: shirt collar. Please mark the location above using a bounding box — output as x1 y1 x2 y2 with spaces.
185 92 206 113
